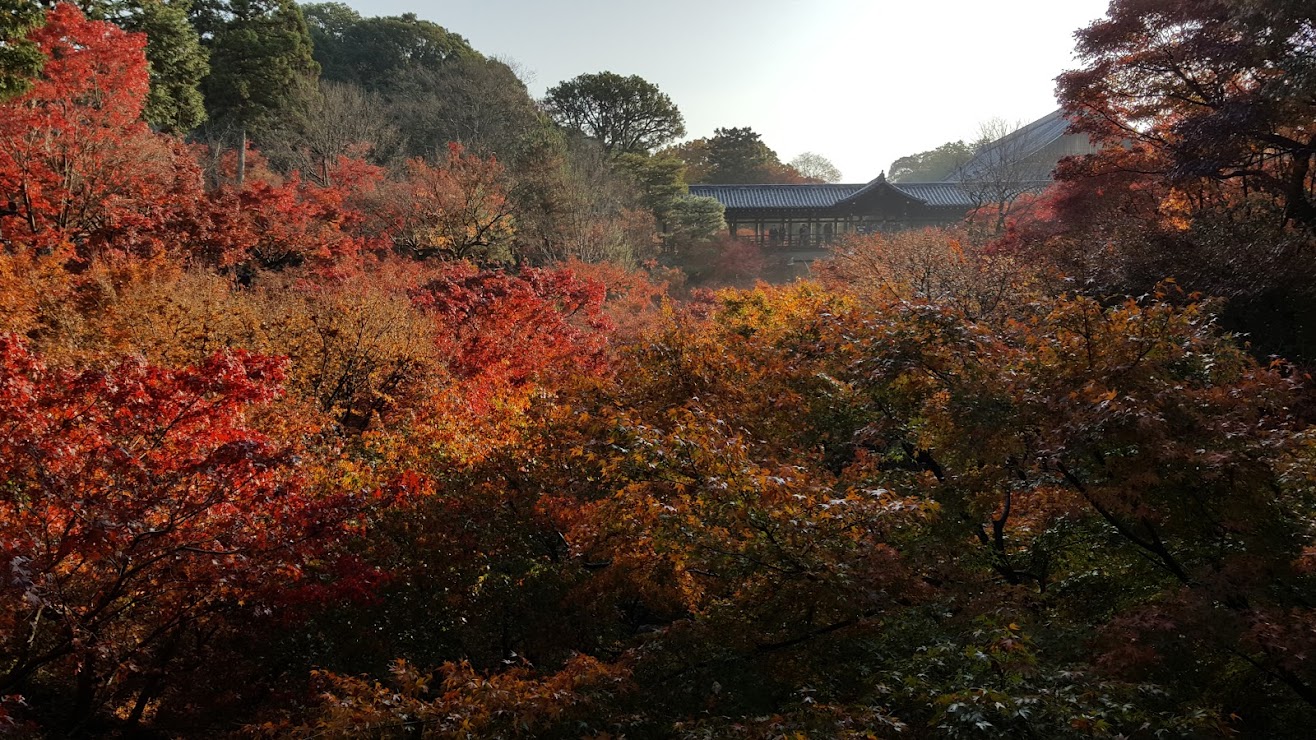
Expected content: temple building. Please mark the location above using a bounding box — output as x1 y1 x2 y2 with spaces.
689 177 1023 250
689 110 1100 263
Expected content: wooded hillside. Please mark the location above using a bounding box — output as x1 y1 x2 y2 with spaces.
1 2 1314 737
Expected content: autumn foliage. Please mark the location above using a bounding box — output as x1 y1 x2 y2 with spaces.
0 5 200 262
2 2 1316 737
371 145 516 263
0 336 364 732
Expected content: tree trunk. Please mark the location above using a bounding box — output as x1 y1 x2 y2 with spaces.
1283 146 1314 231
236 128 247 188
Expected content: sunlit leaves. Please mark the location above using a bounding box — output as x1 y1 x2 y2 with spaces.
0 3 203 260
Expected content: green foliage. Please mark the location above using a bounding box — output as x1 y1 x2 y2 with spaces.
300 0 359 40
507 129 658 266
667 194 725 245
204 0 319 133
0 0 45 102
689 126 808 184
889 139 974 182
882 616 1224 737
303 4 535 161
185 0 228 39
303 4 476 90
706 126 775 183
614 150 688 223
544 70 686 155
387 56 541 159
112 0 210 132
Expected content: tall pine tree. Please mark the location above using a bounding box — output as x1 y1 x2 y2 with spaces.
132 1 210 132
204 0 318 184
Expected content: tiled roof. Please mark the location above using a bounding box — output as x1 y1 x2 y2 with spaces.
692 179 982 210
692 178 1050 213
889 182 977 207
949 110 1072 181
691 110 1075 213
688 184 863 210
834 175 976 208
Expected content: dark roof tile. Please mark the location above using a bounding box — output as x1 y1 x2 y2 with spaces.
836 176 978 208
693 177 1051 213
888 182 978 207
688 184 862 210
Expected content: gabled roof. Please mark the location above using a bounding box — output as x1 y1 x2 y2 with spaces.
691 110 1080 214
692 168 1053 214
834 174 978 209
688 183 863 210
691 177 984 212
829 174 886 206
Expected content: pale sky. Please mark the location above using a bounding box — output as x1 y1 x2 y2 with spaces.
342 0 1112 182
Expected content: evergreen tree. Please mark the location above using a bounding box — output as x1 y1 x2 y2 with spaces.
615 151 688 225
85 1 211 132
0 0 45 102
888 140 973 182
134 1 209 132
186 0 229 40
706 127 778 184
544 71 686 155
204 0 319 183
303 4 475 90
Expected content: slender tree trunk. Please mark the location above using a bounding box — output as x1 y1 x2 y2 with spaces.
236 128 247 188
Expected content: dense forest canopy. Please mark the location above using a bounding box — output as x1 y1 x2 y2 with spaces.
0 1 1314 737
